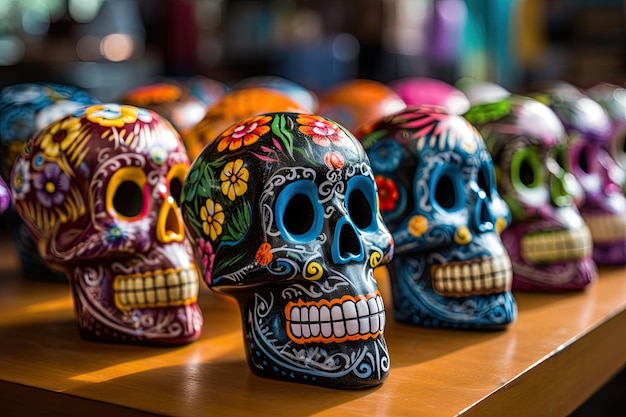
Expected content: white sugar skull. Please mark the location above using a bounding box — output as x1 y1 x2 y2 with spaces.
536 83 626 265
10 104 202 345
181 112 393 388
359 106 516 329
465 94 596 291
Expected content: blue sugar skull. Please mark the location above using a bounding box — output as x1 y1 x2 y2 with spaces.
181 112 393 388
359 106 516 329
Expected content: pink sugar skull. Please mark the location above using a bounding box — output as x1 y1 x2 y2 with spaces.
389 77 470 115
10 104 203 345
465 94 597 291
0 176 9 213
535 82 626 265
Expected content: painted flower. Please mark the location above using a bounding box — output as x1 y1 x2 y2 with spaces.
255 242 273 266
38 116 82 158
408 215 428 237
375 175 400 212
324 151 345 170
198 237 215 284
85 104 139 127
103 223 132 250
220 159 249 201
369 139 402 173
33 163 70 208
11 158 31 199
217 115 271 152
200 198 225 241
297 114 347 147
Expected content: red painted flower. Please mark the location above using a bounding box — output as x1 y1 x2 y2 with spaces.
324 151 345 170
217 115 272 152
297 114 347 147
255 242 273 266
375 175 399 212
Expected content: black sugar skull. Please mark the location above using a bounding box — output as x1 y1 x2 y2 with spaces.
181 112 393 388
359 106 516 329
10 104 202 345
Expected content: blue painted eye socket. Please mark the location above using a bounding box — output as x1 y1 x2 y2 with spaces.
275 180 323 243
345 176 377 232
431 164 464 212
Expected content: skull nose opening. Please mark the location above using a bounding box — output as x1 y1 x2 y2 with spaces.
332 220 364 264
157 196 184 243
474 190 494 232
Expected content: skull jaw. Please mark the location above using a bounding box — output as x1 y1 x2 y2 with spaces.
387 256 517 330
232 286 390 389
68 263 203 346
581 210 626 265
501 224 598 291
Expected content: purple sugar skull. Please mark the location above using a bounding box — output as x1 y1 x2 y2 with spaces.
0 82 100 280
535 83 626 265
587 83 626 192
0 176 9 213
358 106 516 329
10 104 203 345
465 94 597 291
181 112 393 388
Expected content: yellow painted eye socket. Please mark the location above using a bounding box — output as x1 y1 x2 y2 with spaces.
106 167 149 220
167 163 189 205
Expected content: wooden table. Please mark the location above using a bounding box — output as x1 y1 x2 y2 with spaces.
0 236 624 417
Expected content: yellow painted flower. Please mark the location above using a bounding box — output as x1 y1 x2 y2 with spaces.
220 159 249 201
408 215 428 237
200 198 225 241
85 104 139 128
38 117 82 158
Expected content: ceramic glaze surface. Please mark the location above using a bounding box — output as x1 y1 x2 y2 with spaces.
0 82 100 280
10 104 203 345
359 106 516 329
536 83 626 265
181 112 393 388
465 94 597 290
182 88 308 160
318 79 406 133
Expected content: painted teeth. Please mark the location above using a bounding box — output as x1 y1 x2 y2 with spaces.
431 255 512 297
286 293 385 344
583 213 626 243
521 226 592 263
113 267 199 310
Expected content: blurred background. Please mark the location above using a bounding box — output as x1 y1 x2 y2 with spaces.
0 0 623 100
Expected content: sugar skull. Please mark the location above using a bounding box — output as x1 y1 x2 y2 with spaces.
10 104 202 345
235 75 319 112
182 88 309 160
0 176 8 213
358 106 516 329
587 82 626 192
181 112 393 388
0 82 100 280
535 83 626 265
389 77 470 115
464 94 597 291
318 79 406 133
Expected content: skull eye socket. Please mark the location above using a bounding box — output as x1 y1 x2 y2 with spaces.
432 165 462 211
346 176 377 231
276 180 323 243
107 167 149 220
512 148 543 189
167 163 189 205
575 143 597 175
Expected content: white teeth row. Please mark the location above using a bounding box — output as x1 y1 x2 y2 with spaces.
113 268 199 310
286 294 385 343
521 226 592 263
432 255 512 297
584 214 626 242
